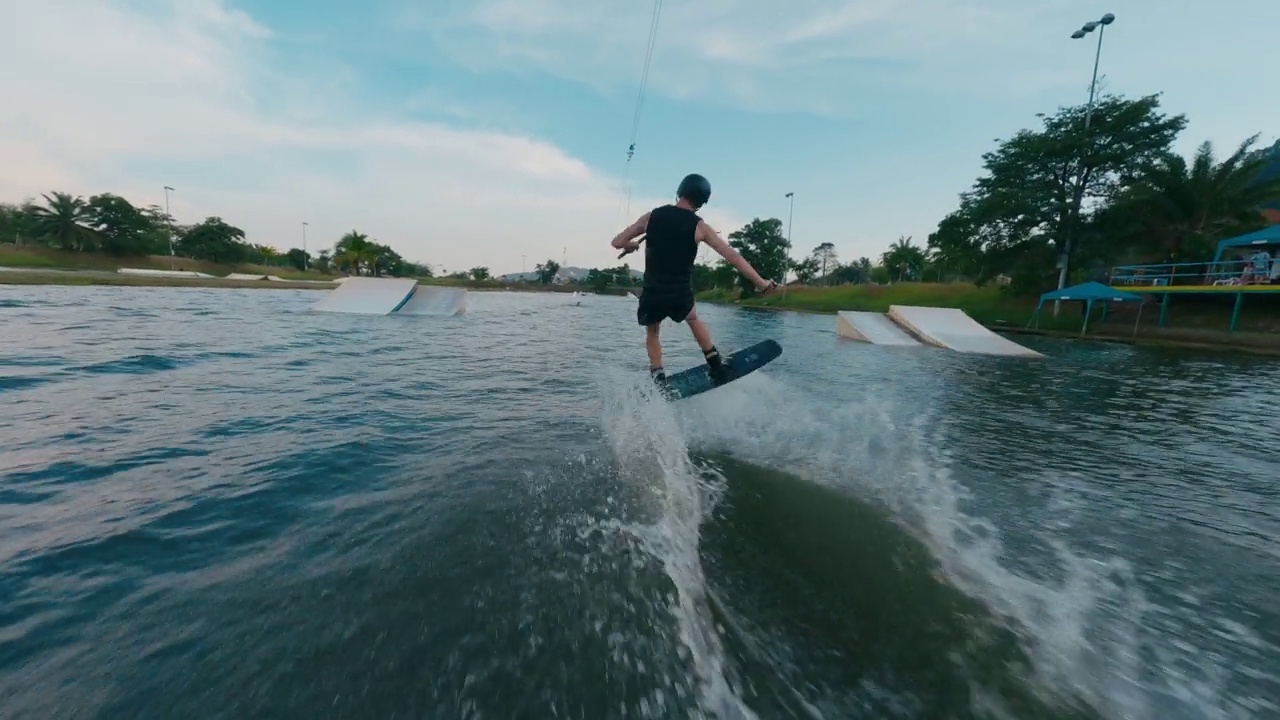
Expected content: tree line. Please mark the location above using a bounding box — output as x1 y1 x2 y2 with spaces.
5 91 1275 295
0 191 429 277
688 93 1280 296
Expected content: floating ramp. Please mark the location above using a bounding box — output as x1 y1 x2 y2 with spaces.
836 311 921 346
312 277 418 314
312 277 467 315
886 305 1042 357
117 268 216 278
397 286 467 316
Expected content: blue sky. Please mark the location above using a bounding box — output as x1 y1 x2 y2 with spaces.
3 0 1277 276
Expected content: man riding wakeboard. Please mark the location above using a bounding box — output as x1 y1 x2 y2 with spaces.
611 173 778 383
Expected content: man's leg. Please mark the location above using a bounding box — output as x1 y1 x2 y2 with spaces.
637 294 666 380
645 322 664 379
683 304 725 374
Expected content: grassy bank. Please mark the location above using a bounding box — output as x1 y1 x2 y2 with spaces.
0 244 333 282
697 282 1280 354
0 246 635 296
0 268 626 296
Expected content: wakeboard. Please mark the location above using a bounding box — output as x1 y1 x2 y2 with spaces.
657 339 782 400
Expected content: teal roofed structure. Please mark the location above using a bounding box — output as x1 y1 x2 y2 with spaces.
1032 281 1146 336
1211 224 1280 262
1038 281 1145 304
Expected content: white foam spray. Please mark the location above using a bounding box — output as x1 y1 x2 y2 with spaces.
598 373 760 720
668 370 1245 720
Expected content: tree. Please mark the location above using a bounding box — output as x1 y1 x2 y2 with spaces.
881 236 927 281
370 243 407 276
933 93 1187 289
810 242 838 280
469 267 491 281
790 256 821 284
84 194 159 256
926 204 988 282
0 202 39 245
1094 134 1280 264
285 248 310 272
333 230 378 275
691 262 720 292
726 217 791 292
535 259 560 284
28 191 98 251
179 217 249 264
829 257 872 284
252 244 282 266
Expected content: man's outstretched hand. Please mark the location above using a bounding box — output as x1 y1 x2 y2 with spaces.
617 240 643 259
755 279 780 294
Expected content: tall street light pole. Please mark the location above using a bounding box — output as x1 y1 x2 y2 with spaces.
163 185 176 270
301 221 309 271
1055 12 1115 316
784 191 795 285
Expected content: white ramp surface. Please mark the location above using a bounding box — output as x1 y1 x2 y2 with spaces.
397 286 467 316
887 305 1042 357
836 311 921 346
313 277 419 314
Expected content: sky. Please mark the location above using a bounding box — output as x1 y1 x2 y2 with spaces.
2 0 1277 277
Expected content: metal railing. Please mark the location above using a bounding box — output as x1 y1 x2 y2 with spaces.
1108 257 1278 287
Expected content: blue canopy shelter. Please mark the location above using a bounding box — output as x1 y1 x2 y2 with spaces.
1210 224 1280 264
1032 281 1146 336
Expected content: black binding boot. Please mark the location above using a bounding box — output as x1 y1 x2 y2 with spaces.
703 346 728 382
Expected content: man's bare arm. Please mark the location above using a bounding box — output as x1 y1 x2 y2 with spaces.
611 212 650 251
697 222 775 291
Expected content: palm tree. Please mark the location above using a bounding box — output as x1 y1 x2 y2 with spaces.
1119 134 1280 261
28 192 98 251
880 236 926 281
254 244 281 266
334 230 376 275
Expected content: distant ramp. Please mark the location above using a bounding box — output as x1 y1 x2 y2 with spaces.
312 277 418 314
887 305 1042 357
225 272 268 281
397 286 467 316
117 268 216 278
836 311 921 346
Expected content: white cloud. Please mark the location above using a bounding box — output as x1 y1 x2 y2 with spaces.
0 0 745 274
403 0 1066 116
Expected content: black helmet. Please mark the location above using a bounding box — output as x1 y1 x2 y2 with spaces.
676 173 711 208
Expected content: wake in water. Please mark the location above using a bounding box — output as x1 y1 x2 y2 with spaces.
596 372 760 720
659 370 1249 720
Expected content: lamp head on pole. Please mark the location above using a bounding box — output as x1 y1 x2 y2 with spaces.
1072 13 1114 37
785 192 793 198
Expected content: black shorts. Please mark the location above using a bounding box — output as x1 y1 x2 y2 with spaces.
636 290 695 325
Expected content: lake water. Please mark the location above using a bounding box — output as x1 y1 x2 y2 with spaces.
1 285 1277 719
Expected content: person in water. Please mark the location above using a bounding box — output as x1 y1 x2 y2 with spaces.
611 173 778 382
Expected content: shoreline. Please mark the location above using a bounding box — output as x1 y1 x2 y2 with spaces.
0 267 628 296
5 269 1277 355
696 294 1280 357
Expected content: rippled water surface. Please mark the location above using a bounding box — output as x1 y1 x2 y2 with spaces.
1 284 1277 720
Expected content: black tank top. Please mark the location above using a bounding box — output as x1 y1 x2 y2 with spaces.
642 204 700 293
